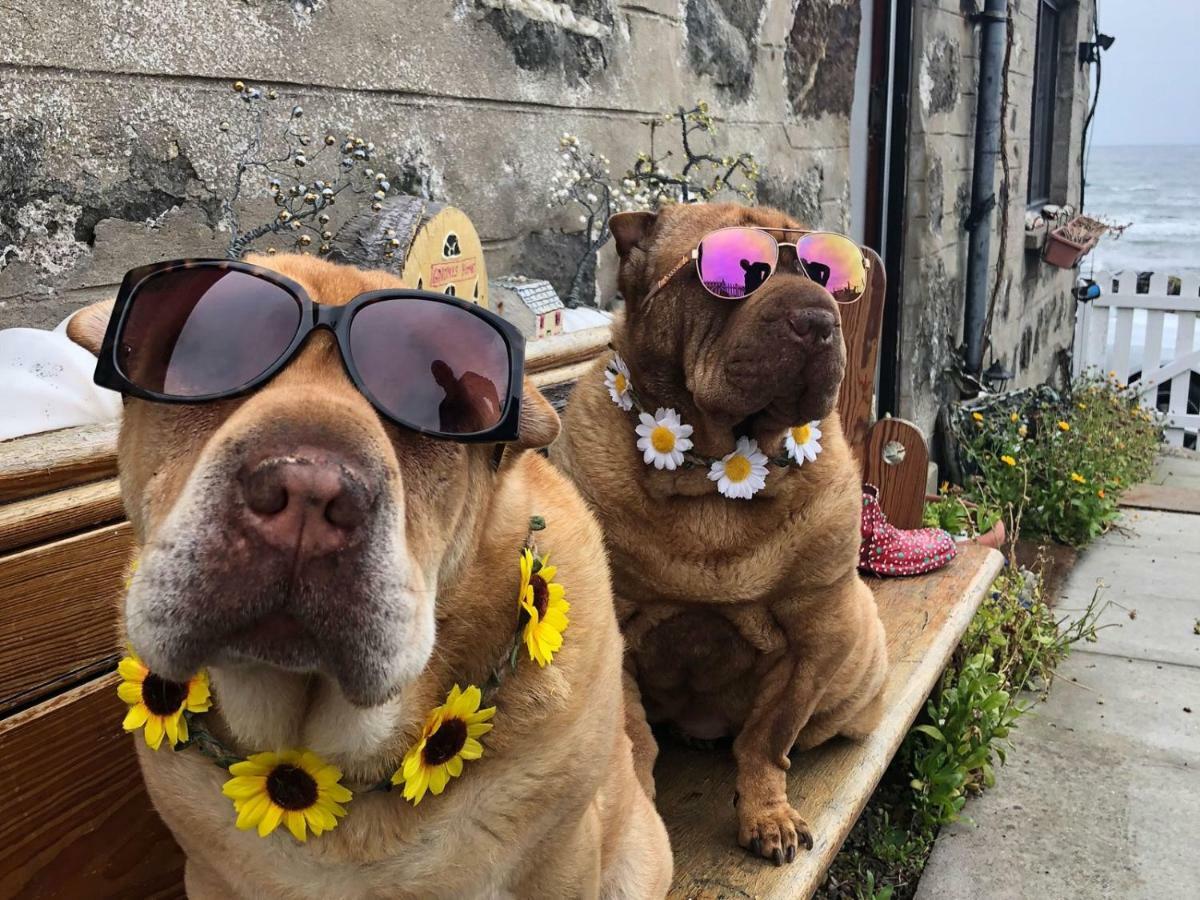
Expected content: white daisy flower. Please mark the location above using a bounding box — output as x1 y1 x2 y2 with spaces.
708 436 769 499
605 354 634 411
785 420 824 465
635 407 693 470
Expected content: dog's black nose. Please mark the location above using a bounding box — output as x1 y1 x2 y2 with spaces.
787 308 836 344
240 449 376 557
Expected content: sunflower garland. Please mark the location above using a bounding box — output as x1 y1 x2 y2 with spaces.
222 750 353 841
392 685 495 805
115 515 564 840
517 548 570 667
605 351 824 499
118 650 211 750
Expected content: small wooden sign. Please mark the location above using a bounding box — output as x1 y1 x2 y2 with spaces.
333 197 489 308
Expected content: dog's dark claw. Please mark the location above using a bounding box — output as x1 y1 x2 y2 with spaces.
786 845 796 863
801 831 814 851
733 790 740 808
749 837 762 857
772 847 784 867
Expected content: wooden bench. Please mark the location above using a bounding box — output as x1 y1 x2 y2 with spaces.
0 257 1002 897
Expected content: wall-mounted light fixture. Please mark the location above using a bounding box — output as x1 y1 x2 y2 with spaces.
1079 33 1115 64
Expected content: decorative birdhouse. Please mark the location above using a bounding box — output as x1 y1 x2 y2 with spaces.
491 276 565 340
332 195 489 307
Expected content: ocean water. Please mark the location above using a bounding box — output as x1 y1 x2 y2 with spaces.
1086 144 1200 280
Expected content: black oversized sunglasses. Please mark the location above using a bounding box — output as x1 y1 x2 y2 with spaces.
94 259 525 442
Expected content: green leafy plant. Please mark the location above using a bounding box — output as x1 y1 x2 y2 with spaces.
817 565 1109 900
907 651 1021 826
922 488 1001 539
956 373 1161 547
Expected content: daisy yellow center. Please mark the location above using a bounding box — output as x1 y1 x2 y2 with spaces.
266 764 318 811
650 425 676 453
724 455 751 482
141 673 188 716
424 718 468 765
530 574 550 619
614 373 628 393
790 424 811 444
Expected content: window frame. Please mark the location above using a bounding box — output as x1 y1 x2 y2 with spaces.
1027 0 1061 207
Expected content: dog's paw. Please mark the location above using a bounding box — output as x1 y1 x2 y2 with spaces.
736 799 814 866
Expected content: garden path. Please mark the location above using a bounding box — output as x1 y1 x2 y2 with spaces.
915 452 1200 900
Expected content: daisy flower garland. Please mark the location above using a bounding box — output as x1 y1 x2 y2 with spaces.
607 352 824 494
785 421 823 465
635 407 694 470
115 515 564 836
605 354 634 411
708 436 770 499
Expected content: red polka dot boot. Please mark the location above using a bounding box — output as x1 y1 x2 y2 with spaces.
858 484 957 577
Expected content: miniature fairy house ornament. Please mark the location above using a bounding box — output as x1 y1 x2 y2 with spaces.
491 276 565 339
332 195 489 307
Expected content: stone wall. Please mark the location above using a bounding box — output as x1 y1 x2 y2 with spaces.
0 0 862 329
899 0 1094 435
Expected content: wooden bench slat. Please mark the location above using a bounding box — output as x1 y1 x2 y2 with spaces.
0 423 120 504
0 479 125 554
0 674 185 899
657 544 1004 900
0 523 132 716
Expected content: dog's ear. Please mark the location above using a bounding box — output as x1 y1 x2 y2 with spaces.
66 299 115 356
609 211 657 260
512 378 561 449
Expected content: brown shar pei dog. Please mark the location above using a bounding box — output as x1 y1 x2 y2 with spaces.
552 203 888 865
67 254 671 899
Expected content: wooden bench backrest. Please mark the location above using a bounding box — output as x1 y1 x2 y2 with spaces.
836 246 887 454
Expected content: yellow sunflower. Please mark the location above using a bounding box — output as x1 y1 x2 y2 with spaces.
393 684 495 805
517 548 570 667
118 651 211 750
222 749 352 841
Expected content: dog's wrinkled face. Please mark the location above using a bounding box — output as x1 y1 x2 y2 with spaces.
69 254 558 709
611 203 847 447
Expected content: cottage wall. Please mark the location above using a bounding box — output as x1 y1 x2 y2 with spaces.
900 0 1095 435
0 0 1095 443
0 0 859 329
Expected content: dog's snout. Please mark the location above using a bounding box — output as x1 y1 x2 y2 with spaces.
240 450 377 556
787 308 837 344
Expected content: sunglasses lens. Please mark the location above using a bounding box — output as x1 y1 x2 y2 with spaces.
349 298 511 435
794 233 867 304
696 227 778 299
118 267 302 397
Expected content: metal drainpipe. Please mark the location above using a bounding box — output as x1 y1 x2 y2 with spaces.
963 0 1009 376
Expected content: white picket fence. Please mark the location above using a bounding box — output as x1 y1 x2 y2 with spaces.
1073 271 1200 447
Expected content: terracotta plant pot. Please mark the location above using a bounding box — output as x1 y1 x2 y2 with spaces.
925 493 1007 549
975 517 1006 550
1042 229 1095 268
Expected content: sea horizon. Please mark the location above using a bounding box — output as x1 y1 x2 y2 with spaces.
1085 143 1200 280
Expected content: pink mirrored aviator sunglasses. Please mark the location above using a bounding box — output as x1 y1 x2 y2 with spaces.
642 226 870 305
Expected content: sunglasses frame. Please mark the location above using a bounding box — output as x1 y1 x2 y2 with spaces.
643 226 871 304
94 258 526 443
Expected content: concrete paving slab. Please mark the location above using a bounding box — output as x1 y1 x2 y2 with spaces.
916 727 1200 900
1151 454 1200 491
1057 544 1196 607
1100 510 1198 556
916 507 1200 899
1057 529 1200 666
1023 654 1200 761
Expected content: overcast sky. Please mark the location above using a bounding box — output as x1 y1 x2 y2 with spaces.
1089 0 1200 146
